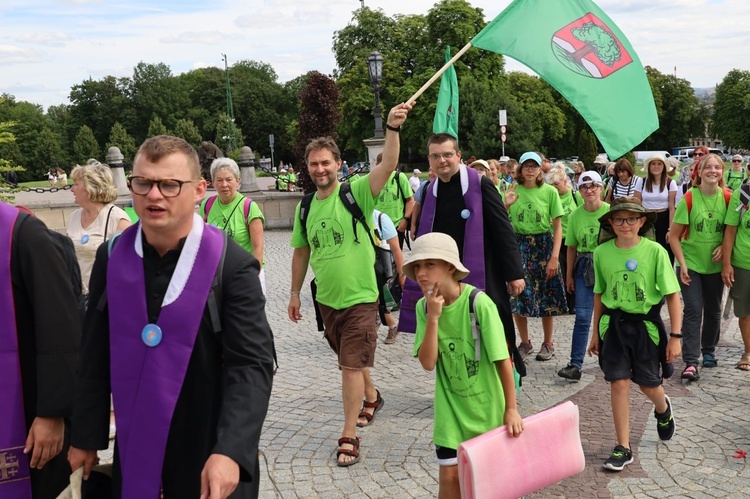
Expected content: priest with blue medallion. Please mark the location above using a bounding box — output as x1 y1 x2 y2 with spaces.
69 135 275 498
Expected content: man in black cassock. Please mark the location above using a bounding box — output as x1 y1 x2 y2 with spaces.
68 135 275 498
0 202 80 498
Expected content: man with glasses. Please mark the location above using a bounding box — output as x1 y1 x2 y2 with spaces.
400 131 527 379
69 135 276 498
725 155 748 191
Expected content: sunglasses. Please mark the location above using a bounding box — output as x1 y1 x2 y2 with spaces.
732 160 743 163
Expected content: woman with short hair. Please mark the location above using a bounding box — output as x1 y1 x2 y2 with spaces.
200 157 266 292
67 162 131 293
604 158 643 203
505 152 568 362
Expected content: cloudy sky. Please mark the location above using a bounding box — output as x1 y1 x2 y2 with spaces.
1 0 748 110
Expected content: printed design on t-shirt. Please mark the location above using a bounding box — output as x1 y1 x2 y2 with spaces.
439 338 479 395
377 182 400 204
578 226 598 250
744 217 750 231
693 209 724 241
611 271 646 303
309 218 345 255
518 203 542 224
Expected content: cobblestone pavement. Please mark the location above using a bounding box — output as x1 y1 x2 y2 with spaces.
260 230 750 498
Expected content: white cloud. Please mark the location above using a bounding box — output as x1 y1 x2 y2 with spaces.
0 44 47 64
16 31 72 46
160 31 245 45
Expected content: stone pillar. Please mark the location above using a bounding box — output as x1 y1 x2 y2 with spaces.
106 147 129 196
238 146 260 192
362 137 386 169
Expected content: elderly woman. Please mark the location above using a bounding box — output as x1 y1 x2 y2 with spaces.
200 157 266 292
546 164 581 313
725 154 748 191
67 162 131 293
604 158 642 203
506 152 568 362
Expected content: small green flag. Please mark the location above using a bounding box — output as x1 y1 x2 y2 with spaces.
433 46 459 140
471 0 657 159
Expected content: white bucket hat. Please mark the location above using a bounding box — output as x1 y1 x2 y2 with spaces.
402 233 470 281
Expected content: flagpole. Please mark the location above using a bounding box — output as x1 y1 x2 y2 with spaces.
407 41 473 103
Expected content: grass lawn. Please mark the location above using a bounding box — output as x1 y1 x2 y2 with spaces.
19 180 69 188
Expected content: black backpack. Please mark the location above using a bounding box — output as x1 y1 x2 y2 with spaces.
300 182 390 325
14 212 87 325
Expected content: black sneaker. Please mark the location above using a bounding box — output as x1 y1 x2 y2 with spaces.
655 395 675 441
557 364 582 381
603 445 633 471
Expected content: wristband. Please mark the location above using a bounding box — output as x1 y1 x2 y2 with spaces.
290 290 301 296
385 123 401 132
669 333 683 338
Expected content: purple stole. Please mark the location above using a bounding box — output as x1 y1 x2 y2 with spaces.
400 165 486 333
108 217 223 498
0 202 32 497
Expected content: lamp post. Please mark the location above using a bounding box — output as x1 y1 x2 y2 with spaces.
366 51 384 139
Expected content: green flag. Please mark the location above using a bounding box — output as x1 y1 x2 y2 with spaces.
433 46 459 139
471 0 657 159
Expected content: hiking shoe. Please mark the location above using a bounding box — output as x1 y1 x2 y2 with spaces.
655 395 675 441
603 445 633 471
536 342 555 361
702 353 717 368
384 325 398 344
681 365 699 381
518 341 534 361
557 364 582 381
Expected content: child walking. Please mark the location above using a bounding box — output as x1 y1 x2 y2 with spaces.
403 232 523 499
587 197 682 471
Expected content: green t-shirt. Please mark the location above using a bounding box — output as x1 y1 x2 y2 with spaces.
724 169 747 192
374 171 412 225
508 183 564 235
594 237 680 316
277 174 288 190
673 187 728 274
495 183 505 204
290 177 378 309
565 202 610 253
558 189 580 238
724 187 750 270
200 194 265 264
413 285 509 450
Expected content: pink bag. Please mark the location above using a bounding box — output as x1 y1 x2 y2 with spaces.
457 401 585 499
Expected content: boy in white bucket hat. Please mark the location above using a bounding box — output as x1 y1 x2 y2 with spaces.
403 232 523 498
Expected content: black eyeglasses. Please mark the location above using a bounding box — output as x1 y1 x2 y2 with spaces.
732 160 743 163
128 176 197 198
611 216 644 226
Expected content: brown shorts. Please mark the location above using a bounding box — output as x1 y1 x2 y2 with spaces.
318 302 379 369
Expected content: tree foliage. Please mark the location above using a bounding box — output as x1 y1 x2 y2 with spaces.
712 69 750 148
578 129 597 170
293 71 341 193
107 122 137 164
173 118 202 149
147 115 170 138
73 125 101 164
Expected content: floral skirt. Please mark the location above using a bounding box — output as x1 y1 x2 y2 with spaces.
510 232 569 317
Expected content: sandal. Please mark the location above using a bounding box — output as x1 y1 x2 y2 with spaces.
356 389 384 428
336 436 361 467
681 365 699 381
702 353 718 368
736 354 750 371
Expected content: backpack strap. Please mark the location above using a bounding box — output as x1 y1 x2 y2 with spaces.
203 195 218 223
206 230 228 334
339 182 376 247
243 197 253 222
679 190 694 241
737 184 750 220
468 287 483 361
102 205 115 242
299 192 316 241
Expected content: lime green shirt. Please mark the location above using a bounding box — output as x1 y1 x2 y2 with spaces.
673 187 728 274
200 194 265 264
565 202 610 253
290 177 378 309
724 187 750 270
374 171 413 225
558 189 580 238
413 285 509 450
724 169 747 192
508 183 564 234
594 237 680 316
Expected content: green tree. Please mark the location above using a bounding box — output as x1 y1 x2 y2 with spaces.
73 125 101 163
0 95 50 179
212 112 244 155
69 76 135 147
173 118 202 149
578 129 597 170
147 115 170 138
129 62 188 141
712 69 750 148
293 71 341 193
35 127 63 171
0 105 24 199
106 122 137 164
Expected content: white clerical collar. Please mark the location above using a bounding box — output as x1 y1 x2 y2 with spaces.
432 164 469 197
134 213 204 307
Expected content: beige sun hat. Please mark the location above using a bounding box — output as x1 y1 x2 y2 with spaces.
468 159 490 172
402 232 470 281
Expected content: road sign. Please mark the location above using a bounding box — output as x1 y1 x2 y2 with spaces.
498 110 507 126
500 125 507 134
269 134 275 146
501 133 507 142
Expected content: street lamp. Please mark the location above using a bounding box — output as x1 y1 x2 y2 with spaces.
366 51 384 139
